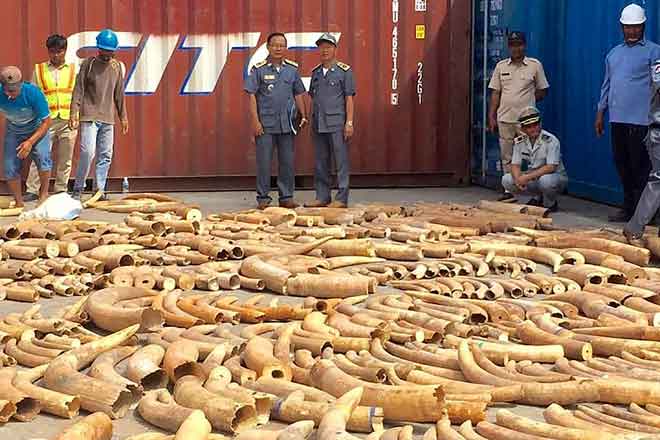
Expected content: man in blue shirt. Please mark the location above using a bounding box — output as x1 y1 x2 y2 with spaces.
595 3 660 223
244 33 308 210
0 66 52 207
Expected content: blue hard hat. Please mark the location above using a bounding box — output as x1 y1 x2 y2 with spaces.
96 29 119 51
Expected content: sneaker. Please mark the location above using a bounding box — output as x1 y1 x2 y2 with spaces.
23 192 39 202
545 202 559 213
497 192 516 202
608 209 631 223
623 227 643 243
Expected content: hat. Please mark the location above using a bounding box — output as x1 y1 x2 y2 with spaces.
508 31 526 44
519 106 541 126
0 66 22 91
316 33 337 46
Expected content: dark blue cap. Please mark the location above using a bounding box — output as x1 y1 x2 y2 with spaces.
508 31 526 43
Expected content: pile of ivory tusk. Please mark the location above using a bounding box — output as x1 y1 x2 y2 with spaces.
7 199 660 438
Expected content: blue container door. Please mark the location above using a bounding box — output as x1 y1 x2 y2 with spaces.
472 0 659 205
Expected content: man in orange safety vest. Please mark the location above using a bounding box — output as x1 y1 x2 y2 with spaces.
26 34 78 201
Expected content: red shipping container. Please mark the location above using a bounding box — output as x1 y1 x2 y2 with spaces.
0 0 471 191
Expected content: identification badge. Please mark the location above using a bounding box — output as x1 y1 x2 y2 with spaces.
264 74 276 80
653 62 660 83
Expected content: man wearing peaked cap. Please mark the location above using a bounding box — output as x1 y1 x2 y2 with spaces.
244 32 308 210
501 106 567 213
488 30 550 202
305 32 356 209
0 66 53 206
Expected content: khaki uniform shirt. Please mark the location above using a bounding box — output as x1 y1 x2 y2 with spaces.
512 129 567 176
489 57 549 123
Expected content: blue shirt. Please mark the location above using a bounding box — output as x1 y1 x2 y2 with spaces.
0 82 49 135
244 59 306 134
598 39 660 125
309 61 356 133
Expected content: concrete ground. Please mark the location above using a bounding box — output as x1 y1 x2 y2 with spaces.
0 187 621 439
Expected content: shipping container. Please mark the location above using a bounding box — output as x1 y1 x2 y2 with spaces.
0 0 472 192
472 0 660 205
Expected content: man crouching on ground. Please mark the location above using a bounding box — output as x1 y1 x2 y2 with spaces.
0 66 52 206
501 106 567 212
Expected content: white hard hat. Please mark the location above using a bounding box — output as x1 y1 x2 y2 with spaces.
620 3 646 25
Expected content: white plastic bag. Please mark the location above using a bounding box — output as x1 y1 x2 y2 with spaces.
18 192 83 221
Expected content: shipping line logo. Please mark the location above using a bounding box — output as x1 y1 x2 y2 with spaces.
66 31 341 96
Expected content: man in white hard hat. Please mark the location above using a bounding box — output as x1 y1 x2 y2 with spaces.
501 106 567 213
595 3 660 223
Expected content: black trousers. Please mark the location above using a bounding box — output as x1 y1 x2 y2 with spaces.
611 122 651 216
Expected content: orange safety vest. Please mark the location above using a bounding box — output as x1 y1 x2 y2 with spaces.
33 62 75 120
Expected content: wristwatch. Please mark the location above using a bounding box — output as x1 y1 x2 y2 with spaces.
347 121 353 127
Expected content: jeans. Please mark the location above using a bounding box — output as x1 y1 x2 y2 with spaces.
3 128 52 179
74 121 114 192
501 172 568 207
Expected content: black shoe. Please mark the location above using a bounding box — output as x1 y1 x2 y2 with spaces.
608 209 631 223
23 192 38 202
527 198 543 207
497 192 516 202
545 202 559 213
70 191 81 201
623 227 643 243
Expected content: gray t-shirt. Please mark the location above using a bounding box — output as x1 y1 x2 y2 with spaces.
71 57 127 125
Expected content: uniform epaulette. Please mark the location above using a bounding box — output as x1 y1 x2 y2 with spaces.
541 133 551 141
312 64 323 71
337 62 351 71
514 135 527 144
254 60 268 69
283 59 298 68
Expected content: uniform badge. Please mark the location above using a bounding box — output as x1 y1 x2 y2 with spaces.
653 62 660 83
264 74 275 80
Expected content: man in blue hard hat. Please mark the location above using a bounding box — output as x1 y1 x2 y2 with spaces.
69 28 128 201
596 3 660 223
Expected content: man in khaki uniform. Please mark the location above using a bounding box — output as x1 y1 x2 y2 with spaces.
25 34 78 201
488 31 550 200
